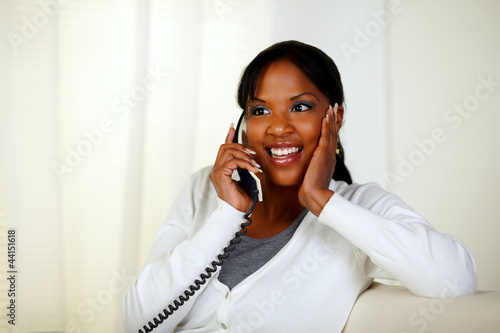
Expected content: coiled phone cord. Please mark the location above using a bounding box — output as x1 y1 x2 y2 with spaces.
138 190 260 333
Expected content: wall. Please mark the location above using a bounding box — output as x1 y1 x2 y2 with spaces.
269 0 500 290
387 0 500 290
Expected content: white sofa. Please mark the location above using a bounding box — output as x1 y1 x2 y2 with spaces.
343 282 500 332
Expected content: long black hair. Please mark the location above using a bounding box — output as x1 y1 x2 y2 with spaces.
236 40 352 184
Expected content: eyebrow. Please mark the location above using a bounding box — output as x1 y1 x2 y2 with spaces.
251 92 320 104
291 92 320 102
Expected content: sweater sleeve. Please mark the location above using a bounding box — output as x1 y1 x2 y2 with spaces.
123 170 246 333
317 182 477 298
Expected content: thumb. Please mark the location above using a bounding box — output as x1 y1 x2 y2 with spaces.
225 123 236 144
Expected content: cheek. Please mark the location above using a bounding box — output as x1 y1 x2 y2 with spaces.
244 125 262 150
299 121 322 148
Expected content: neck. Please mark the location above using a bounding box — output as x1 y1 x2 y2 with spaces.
246 178 304 239
260 179 303 217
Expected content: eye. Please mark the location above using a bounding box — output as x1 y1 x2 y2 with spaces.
291 102 314 112
250 106 270 116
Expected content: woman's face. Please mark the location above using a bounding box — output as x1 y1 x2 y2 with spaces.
245 59 337 187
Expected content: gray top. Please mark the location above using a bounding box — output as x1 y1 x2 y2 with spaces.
217 209 308 290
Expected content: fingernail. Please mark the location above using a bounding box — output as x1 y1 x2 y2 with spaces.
230 122 235 129
246 148 257 155
333 103 338 118
252 160 261 168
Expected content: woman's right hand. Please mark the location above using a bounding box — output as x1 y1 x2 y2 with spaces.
209 124 262 212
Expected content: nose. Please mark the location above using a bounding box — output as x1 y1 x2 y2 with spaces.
266 113 294 137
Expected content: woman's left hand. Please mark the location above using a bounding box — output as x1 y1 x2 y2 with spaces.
298 104 339 216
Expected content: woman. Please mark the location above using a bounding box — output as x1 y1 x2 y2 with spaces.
123 41 477 333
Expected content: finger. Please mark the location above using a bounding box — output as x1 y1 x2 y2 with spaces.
225 123 236 144
214 145 263 176
318 113 330 150
330 105 336 146
216 143 256 165
320 108 336 155
219 158 263 176
333 103 339 133
222 148 261 169
328 105 334 136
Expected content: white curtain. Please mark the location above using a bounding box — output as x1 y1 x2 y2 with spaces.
0 0 392 331
0 0 277 331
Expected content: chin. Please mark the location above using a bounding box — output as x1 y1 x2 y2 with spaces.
263 168 305 188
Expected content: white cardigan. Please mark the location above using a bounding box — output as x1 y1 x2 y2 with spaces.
123 166 477 333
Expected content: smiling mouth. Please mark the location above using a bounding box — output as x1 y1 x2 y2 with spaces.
267 147 303 159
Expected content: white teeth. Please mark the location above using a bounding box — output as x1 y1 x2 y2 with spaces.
269 147 301 158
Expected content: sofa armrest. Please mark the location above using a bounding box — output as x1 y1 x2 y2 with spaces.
343 282 500 333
